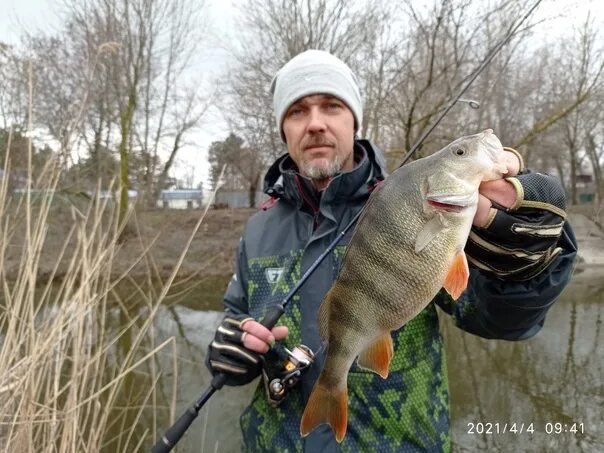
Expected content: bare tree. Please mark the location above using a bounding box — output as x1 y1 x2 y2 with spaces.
208 132 262 207
586 130 604 204
153 85 212 199
132 0 209 207
378 0 541 161
223 0 540 173
26 33 101 168
0 43 28 131
23 0 210 224
222 0 389 174
524 14 604 202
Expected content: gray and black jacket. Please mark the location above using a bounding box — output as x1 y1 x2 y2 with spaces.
219 139 577 452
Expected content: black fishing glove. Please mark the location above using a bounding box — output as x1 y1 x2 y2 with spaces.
206 313 261 386
465 169 567 281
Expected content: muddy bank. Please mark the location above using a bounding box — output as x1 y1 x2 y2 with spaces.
3 205 601 289
2 207 255 282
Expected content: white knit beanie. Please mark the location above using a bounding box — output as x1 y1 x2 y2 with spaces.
270 50 363 142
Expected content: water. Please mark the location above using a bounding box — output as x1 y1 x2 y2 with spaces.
114 269 604 452
444 267 604 452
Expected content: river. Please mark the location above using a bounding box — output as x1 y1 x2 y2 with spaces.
108 267 604 452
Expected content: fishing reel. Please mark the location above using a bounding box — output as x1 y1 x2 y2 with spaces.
262 344 315 407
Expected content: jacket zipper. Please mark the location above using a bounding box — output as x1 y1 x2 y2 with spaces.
294 175 321 231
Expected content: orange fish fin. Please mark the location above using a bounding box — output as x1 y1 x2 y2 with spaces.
356 332 393 379
300 380 348 443
443 250 469 300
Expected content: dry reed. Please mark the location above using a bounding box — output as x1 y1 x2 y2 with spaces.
0 107 224 453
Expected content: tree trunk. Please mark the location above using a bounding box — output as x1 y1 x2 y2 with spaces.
569 148 578 205
586 135 603 204
156 130 184 200
248 179 257 208
249 170 262 208
92 105 105 185
118 92 136 227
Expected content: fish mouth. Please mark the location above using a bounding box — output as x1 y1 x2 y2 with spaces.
426 191 477 213
427 199 466 213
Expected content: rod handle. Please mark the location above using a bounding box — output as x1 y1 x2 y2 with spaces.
150 407 198 453
260 304 285 329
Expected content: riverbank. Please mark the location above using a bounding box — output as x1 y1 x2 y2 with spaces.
3 204 602 285
2 207 254 282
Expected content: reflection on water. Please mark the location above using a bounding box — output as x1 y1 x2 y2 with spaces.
443 267 604 452
105 307 254 453
112 270 603 452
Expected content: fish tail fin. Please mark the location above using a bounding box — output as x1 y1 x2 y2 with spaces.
300 377 348 443
443 250 469 300
357 332 393 378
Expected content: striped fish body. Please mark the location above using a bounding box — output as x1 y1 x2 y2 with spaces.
301 129 508 442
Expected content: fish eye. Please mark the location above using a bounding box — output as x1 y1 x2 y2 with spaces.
453 148 466 156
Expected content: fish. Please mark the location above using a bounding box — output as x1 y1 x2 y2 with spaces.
300 129 509 442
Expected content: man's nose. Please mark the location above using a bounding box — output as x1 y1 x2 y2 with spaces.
306 107 327 133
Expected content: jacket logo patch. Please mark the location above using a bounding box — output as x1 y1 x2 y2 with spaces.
265 268 284 284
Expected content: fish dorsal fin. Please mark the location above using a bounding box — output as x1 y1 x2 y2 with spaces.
415 213 448 253
443 250 469 300
356 332 394 379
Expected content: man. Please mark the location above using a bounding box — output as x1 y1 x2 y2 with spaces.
207 50 577 452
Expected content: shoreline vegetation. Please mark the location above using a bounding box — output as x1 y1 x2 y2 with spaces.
0 180 221 451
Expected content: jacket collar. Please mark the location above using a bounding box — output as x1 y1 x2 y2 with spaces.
263 139 387 212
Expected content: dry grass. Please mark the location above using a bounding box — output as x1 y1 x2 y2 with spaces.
0 131 222 451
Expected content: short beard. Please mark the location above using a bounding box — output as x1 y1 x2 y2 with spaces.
299 153 345 180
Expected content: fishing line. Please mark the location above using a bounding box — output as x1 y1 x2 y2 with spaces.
399 0 543 167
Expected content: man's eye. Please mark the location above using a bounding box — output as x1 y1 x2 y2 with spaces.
288 108 303 116
327 103 342 110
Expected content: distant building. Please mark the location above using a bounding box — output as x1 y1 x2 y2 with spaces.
576 173 595 203
158 189 203 209
214 190 264 208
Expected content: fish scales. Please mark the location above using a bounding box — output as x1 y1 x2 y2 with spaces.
336 162 449 325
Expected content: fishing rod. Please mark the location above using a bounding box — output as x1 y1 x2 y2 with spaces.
398 0 542 169
151 2 542 451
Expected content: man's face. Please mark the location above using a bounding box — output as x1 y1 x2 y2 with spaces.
282 94 355 183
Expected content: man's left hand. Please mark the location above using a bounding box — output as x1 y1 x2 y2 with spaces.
467 148 567 281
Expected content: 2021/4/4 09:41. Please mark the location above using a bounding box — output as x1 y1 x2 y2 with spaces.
467 422 585 434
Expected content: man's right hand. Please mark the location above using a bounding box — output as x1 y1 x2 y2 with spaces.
207 313 289 386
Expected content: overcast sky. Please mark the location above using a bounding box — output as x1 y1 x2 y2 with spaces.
0 0 601 190
0 0 238 191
